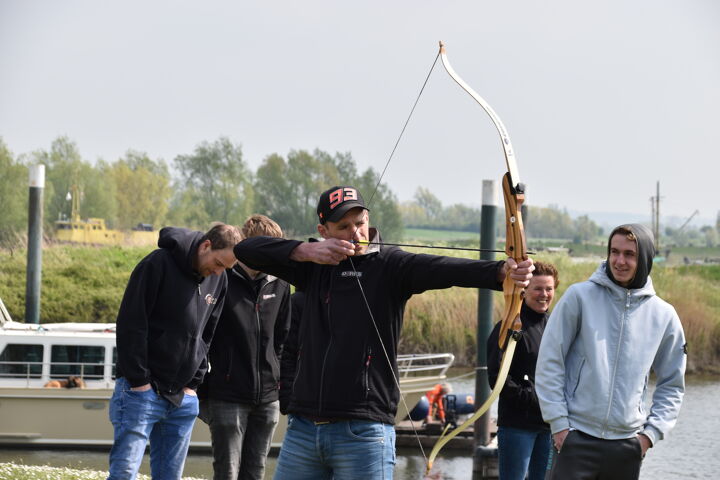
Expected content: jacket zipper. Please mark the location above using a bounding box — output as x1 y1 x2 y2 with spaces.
253 278 272 405
318 288 332 415
195 282 203 381
255 297 262 404
364 347 372 399
225 348 232 383
603 290 630 436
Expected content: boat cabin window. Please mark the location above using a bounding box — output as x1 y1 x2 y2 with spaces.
50 345 105 380
0 344 43 378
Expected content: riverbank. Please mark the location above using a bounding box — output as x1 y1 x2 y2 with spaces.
0 463 205 480
1 244 718 371
2 374 718 479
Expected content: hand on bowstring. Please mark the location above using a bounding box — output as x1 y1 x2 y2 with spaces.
290 238 356 265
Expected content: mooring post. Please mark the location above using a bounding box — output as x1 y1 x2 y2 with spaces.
474 179 498 478
25 164 45 324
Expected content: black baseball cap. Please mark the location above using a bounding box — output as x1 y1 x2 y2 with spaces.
316 186 368 224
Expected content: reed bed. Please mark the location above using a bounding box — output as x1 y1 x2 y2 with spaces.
399 248 720 372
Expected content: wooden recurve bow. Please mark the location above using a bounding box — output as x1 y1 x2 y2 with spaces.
426 41 529 474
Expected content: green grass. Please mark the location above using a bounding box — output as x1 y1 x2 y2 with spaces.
661 245 719 258
0 244 152 323
403 228 479 243
674 264 720 282
651 264 720 372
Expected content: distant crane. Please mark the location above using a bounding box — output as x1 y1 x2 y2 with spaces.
650 181 662 249
677 209 700 234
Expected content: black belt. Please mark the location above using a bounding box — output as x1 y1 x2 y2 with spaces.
302 415 344 425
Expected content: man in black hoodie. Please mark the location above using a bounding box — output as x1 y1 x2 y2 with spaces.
199 215 291 480
108 224 241 480
234 185 535 480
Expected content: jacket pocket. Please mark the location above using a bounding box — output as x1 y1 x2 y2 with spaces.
567 357 585 400
270 349 280 382
346 419 385 442
363 347 373 400
638 374 649 416
147 330 180 379
291 350 303 395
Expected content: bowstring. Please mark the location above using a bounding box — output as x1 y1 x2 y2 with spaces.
349 257 429 465
365 51 440 208
348 49 442 465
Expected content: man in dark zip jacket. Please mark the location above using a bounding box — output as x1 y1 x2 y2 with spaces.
109 224 241 480
487 261 558 480
234 185 535 480
199 215 291 480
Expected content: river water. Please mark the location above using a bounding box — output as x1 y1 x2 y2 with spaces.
1 374 718 479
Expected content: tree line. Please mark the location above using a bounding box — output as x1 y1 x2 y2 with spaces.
0 136 403 245
400 187 604 243
3 135 716 248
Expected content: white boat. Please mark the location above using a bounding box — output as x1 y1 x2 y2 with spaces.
0 297 454 450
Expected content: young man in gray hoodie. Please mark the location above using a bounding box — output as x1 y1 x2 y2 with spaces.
536 224 686 480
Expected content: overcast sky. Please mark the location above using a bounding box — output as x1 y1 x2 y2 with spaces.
1 1 718 226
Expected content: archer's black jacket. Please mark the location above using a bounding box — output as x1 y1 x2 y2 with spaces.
234 231 503 425
199 265 291 405
487 302 549 430
115 227 228 406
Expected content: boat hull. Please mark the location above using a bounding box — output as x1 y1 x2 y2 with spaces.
0 315 451 451
0 382 435 450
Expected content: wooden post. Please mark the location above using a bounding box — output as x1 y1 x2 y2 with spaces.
25 165 45 324
474 179 498 478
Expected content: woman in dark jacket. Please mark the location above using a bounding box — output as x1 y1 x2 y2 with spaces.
487 261 559 480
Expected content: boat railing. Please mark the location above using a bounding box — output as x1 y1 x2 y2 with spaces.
397 353 455 378
0 297 12 327
1 354 455 386
0 360 115 387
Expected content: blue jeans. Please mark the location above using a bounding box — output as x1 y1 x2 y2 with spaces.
497 426 552 480
108 377 199 480
201 399 280 480
273 414 396 480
